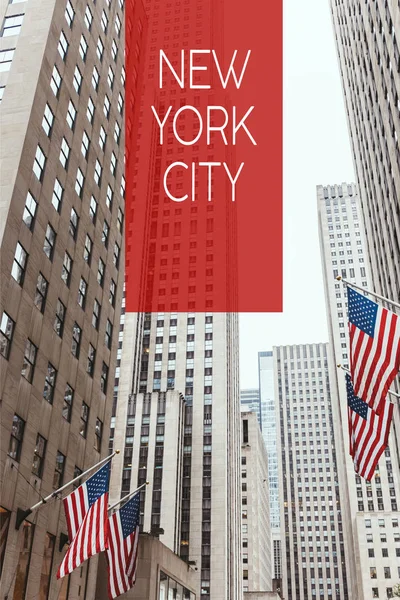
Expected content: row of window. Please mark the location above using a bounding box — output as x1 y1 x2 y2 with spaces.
9 409 103 474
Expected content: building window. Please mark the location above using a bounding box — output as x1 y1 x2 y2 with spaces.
66 99 76 130
42 104 54 136
0 312 15 359
107 66 114 89
69 208 79 239
84 5 93 30
97 258 105 287
59 137 70 169
33 145 46 181
54 299 66 337
100 362 108 394
102 220 109 247
84 234 92 264
81 130 90 158
87 344 96 376
370 567 377 579
8 414 25 461
11 242 28 285
92 300 101 330
99 125 107 150
117 208 124 233
101 10 108 33
87 96 95 122
78 278 87 310
2 14 24 37
53 451 65 489
65 1 74 27
0 48 15 72
109 279 116 306
113 242 120 268
106 185 113 209
114 121 121 144
21 339 37 383
43 362 57 404
89 196 98 222
34 272 48 313
58 30 68 61
52 179 64 212
32 434 47 477
75 168 85 198
94 418 103 452
71 322 81 358
105 320 112 349
115 14 121 36
63 384 74 422
384 567 391 579
80 402 89 438
50 65 62 96
92 66 99 91
97 37 104 61
23 191 37 230
40 533 55 600
110 152 117 176
94 160 102 185
43 223 56 260
61 252 72 287
103 95 110 119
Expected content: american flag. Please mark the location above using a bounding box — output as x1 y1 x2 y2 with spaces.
348 287 400 414
347 374 393 481
107 492 140 599
57 462 110 579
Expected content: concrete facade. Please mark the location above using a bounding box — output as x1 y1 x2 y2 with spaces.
318 182 400 600
96 534 199 600
110 311 242 600
0 0 133 597
330 0 400 305
241 411 272 594
275 343 350 600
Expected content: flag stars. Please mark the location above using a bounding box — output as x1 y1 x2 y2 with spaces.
348 288 377 337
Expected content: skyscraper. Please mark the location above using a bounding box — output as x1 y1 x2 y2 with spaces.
241 411 272 593
240 388 262 426
318 182 400 600
329 1 400 302
275 343 350 600
0 0 131 597
110 311 242 600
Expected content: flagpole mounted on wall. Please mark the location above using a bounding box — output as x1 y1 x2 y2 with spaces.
336 276 400 311
15 450 120 530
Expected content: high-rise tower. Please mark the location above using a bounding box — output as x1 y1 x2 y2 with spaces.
275 343 350 600
318 182 400 600
330 1 400 303
0 0 133 597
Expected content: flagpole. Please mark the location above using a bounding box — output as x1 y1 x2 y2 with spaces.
337 364 400 400
336 276 400 311
108 481 149 514
15 451 120 530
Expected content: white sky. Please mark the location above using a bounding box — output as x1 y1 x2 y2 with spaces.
239 0 355 388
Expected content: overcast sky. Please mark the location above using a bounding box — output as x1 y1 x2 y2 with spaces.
239 0 355 388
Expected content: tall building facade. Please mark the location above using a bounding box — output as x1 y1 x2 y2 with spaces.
110 311 242 600
318 182 400 600
275 343 350 600
241 411 272 594
109 1 242 598
259 351 282 585
240 388 262 427
330 0 400 303
0 0 130 598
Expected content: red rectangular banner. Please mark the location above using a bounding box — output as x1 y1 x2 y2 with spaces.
125 0 282 312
